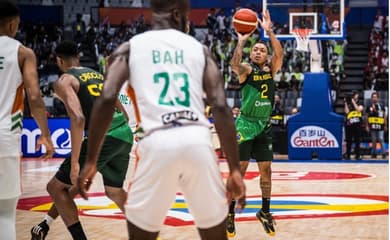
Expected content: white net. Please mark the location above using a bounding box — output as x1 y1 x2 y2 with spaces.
292 29 312 52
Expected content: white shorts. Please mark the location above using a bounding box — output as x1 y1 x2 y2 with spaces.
125 125 227 232
0 133 21 199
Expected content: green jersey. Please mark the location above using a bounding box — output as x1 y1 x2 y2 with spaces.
67 67 133 144
236 63 275 143
240 63 275 119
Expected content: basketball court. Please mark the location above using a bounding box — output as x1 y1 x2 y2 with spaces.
16 156 388 240
14 0 388 239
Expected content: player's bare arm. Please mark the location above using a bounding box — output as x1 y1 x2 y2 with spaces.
19 45 54 159
203 46 246 210
54 74 84 185
77 42 130 199
258 10 283 76
231 30 254 84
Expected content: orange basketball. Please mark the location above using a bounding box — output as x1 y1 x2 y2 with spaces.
232 8 258 34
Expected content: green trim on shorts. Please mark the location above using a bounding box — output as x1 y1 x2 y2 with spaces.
57 136 131 187
239 125 273 162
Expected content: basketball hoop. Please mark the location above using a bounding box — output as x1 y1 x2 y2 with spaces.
292 28 313 52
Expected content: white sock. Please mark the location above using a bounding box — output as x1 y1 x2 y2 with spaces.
44 214 54 225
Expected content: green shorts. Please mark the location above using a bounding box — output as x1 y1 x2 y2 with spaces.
56 136 132 187
238 124 273 162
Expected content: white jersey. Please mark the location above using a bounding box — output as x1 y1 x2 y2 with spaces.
0 36 23 199
0 36 23 135
128 29 209 135
118 82 137 131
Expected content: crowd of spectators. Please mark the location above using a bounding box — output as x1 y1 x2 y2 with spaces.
364 10 389 91
19 7 348 118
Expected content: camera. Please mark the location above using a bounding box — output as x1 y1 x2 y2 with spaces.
345 95 352 104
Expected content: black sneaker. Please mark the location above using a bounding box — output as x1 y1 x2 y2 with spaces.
226 213 236 238
31 220 49 240
256 210 276 236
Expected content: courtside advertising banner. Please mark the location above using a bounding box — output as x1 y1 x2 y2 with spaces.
21 118 71 157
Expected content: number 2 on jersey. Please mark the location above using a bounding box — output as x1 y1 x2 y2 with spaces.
260 84 268 98
154 72 190 107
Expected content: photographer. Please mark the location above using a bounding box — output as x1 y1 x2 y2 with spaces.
344 91 364 160
365 92 387 158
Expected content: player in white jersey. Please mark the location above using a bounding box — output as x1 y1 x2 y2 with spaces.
77 0 246 239
0 1 54 240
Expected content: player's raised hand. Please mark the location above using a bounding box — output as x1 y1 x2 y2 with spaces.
235 27 256 42
226 169 246 212
258 10 273 32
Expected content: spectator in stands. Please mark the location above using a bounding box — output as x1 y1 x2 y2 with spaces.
206 8 218 31
380 51 388 74
270 95 284 129
291 66 304 90
365 92 387 158
344 91 364 160
72 13 86 43
290 75 300 91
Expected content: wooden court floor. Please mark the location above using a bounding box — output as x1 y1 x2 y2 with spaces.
16 157 389 240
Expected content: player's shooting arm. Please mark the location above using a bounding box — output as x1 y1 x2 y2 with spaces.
231 34 251 84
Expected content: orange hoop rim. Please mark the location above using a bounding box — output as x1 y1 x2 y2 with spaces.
291 28 313 38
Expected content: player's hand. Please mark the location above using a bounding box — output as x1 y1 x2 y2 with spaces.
236 28 256 42
36 135 54 160
226 169 246 212
77 162 97 200
258 10 273 32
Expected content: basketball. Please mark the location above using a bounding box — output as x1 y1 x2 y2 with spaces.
232 8 258 34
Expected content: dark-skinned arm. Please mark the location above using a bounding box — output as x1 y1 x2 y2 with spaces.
77 42 130 199
203 46 246 210
20 46 54 159
54 74 85 184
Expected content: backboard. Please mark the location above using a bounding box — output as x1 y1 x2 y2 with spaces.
262 0 345 40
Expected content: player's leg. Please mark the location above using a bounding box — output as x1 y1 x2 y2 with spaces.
0 143 20 240
378 130 386 158
253 128 275 236
46 176 86 240
98 136 132 212
44 140 89 240
179 144 228 240
125 132 179 239
0 197 18 240
31 187 79 240
127 220 159 240
354 126 362 160
370 130 378 158
226 140 252 237
198 219 228 240
344 126 352 159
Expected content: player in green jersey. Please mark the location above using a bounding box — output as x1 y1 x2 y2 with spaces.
31 41 133 240
226 10 283 237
